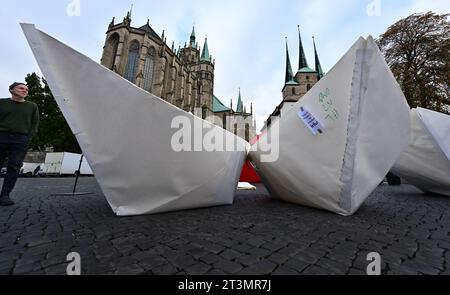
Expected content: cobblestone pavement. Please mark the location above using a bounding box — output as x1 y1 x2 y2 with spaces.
0 177 449 275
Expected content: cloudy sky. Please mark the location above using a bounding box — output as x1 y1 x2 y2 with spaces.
0 0 448 131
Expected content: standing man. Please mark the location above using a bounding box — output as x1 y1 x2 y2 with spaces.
0 82 39 206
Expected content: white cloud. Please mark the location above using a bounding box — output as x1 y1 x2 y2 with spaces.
405 0 450 15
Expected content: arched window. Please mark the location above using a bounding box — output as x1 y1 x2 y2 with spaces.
202 107 207 119
104 33 120 70
307 84 311 91
143 47 156 92
245 123 250 142
124 40 140 82
234 124 238 135
222 115 227 129
292 88 296 95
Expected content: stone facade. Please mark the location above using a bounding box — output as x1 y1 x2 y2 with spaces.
100 13 256 141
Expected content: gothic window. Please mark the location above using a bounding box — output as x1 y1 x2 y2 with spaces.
143 47 156 92
245 123 250 142
307 84 312 91
105 33 120 70
306 75 310 80
124 40 140 82
202 107 207 119
222 115 227 129
292 88 296 95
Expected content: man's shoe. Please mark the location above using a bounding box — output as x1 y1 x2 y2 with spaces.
0 195 14 206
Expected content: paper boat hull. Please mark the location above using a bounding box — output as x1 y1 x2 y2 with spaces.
21 23 247 216
250 36 411 215
392 108 450 196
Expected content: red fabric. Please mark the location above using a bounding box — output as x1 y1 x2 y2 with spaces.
239 134 262 182
239 159 260 182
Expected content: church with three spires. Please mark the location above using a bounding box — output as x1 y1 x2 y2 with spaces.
264 26 324 129
100 11 256 142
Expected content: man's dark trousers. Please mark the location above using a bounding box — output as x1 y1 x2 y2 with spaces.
0 132 29 196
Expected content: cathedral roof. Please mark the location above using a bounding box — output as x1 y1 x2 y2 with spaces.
285 38 295 84
139 23 161 40
298 26 309 70
201 38 210 61
313 36 324 80
297 67 316 73
236 90 243 113
213 95 230 113
190 26 196 47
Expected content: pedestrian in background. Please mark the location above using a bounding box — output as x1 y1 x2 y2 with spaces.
0 82 39 206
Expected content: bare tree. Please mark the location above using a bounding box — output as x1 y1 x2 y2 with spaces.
377 12 449 113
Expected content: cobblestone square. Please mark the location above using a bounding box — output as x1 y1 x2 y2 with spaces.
0 177 449 275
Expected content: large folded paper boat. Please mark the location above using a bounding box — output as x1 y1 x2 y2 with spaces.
391 108 450 196
21 23 247 216
250 36 411 216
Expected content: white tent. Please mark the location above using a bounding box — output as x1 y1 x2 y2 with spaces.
21 23 247 216
392 108 450 196
249 36 411 216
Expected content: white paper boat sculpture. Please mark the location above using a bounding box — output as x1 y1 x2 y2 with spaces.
21 23 247 216
249 36 411 216
391 108 450 196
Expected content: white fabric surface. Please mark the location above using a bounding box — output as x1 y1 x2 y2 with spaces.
237 182 256 190
392 108 450 196
250 36 411 215
21 23 247 216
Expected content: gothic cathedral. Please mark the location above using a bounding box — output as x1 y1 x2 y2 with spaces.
100 12 256 142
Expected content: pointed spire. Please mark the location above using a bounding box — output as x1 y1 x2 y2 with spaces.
190 26 196 47
251 103 253 115
313 36 324 80
230 99 233 111
125 4 133 24
285 37 294 83
298 25 308 70
109 17 115 28
236 89 243 113
161 30 165 40
201 37 210 61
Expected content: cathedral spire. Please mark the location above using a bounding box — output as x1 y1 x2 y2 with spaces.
313 36 324 80
285 37 294 83
190 26 196 47
201 37 210 61
236 89 243 113
125 4 133 24
298 25 308 70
